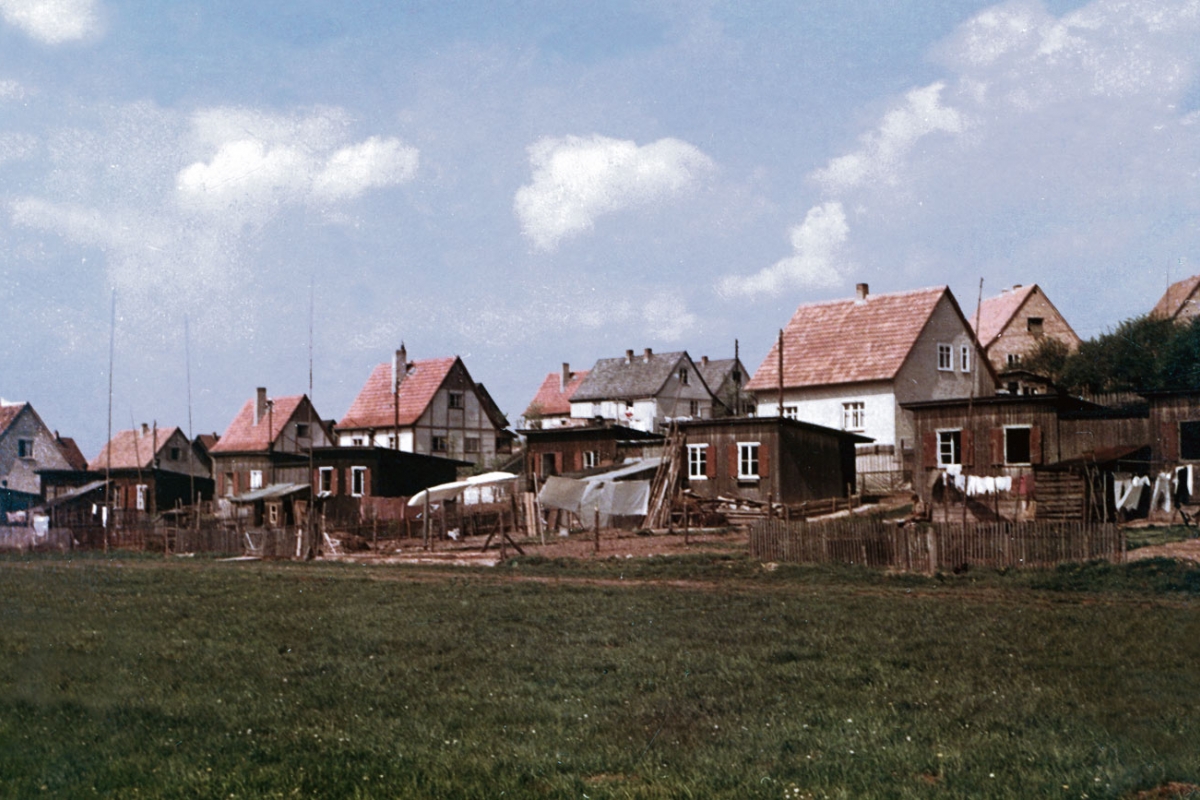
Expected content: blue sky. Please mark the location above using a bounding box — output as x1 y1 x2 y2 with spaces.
2 0 1198 455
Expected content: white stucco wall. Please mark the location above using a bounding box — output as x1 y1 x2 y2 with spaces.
756 382 895 445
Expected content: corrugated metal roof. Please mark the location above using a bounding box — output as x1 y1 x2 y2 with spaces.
338 357 457 431
572 351 688 402
745 286 952 391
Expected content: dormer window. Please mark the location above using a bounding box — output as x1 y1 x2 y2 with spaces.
1027 317 1044 335
17 438 33 458
295 423 310 439
679 368 689 385
448 392 464 409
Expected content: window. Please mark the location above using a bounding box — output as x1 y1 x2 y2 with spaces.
689 399 700 416
387 435 396 449
268 504 280 526
249 470 263 490
937 343 953 371
496 436 512 454
464 437 481 454
295 423 310 438
687 444 708 479
169 447 181 461
1003 426 1032 464
960 345 971 373
1007 353 1021 367
448 392 464 409
842 402 865 431
17 438 33 458
351 437 364 446
738 442 760 480
1181 421 1200 461
224 472 234 497
432 435 448 453
782 405 799 420
679 367 689 385
937 430 961 466
351 466 366 497
318 467 333 496
583 450 599 469
135 484 147 511
1027 317 1044 335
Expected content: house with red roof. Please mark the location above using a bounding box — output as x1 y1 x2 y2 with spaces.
81 423 214 516
0 400 74 516
745 284 994 488
522 363 591 429
337 345 513 466
209 389 333 499
969 284 1081 390
1151 273 1200 323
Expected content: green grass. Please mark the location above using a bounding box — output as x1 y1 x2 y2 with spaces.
1 555 1199 798
1125 525 1198 551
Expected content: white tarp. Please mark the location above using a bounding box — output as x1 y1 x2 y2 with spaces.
408 472 519 507
537 475 650 527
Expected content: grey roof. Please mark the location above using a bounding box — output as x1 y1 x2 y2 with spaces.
572 351 693 402
696 358 743 392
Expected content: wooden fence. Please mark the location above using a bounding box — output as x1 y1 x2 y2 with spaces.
750 517 1124 572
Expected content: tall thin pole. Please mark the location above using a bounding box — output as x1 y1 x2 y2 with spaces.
307 278 316 557
734 338 741 416
963 278 984 527
105 289 115 552
185 315 196 527
777 328 785 417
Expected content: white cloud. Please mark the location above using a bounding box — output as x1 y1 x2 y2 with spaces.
0 79 30 101
0 0 101 44
514 134 714 251
812 82 966 194
642 294 696 341
0 131 37 165
176 109 419 223
718 202 849 298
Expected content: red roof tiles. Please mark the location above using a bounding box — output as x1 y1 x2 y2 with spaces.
1152 274 1200 320
969 284 1038 348
745 286 952 391
210 395 306 454
338 357 457 430
0 402 26 437
524 369 589 417
89 426 184 470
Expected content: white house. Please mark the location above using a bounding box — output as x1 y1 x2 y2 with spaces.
745 284 995 488
569 349 717 432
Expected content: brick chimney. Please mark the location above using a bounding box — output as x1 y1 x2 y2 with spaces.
625 349 634 364
393 343 408 392
643 347 652 363
141 422 149 436
560 362 571 393
255 387 268 426
856 283 869 302
701 355 709 366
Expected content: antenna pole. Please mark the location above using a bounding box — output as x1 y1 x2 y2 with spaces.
105 289 115 552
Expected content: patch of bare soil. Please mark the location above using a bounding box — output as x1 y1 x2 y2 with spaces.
1126 540 1200 563
1125 782 1200 799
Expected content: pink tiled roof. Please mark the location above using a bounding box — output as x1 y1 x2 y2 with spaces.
89 426 183 470
969 285 1038 348
0 402 26 437
746 286 953 391
338 357 457 430
524 369 590 417
1152 274 1200 320
210 396 306 453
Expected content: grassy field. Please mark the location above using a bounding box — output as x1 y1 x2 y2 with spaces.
1 553 1199 798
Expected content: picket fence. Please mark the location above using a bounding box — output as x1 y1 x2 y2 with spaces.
749 517 1124 572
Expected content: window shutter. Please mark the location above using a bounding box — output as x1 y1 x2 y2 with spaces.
362 467 372 497
990 428 1004 466
573 450 582 471
1029 425 1043 465
705 446 716 479
758 444 769 478
923 432 937 468
728 443 738 478
1162 419 1180 462
962 429 975 468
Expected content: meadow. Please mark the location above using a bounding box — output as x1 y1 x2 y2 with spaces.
1 552 1198 798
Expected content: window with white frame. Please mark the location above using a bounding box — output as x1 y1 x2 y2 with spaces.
351 437 364 446
960 345 971 373
937 430 961 466
249 470 263 490
687 444 708 479
842 401 865 431
937 343 953 371
782 405 798 420
1007 353 1021 367
679 367 689 385
351 466 367 497
689 399 700 416
583 451 599 469
17 438 33 458
135 484 148 511
318 467 333 496
738 442 760 479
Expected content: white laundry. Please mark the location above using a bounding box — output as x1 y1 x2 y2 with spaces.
1150 471 1175 514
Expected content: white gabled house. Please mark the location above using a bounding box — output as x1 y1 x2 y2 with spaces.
569 349 717 433
745 284 996 488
